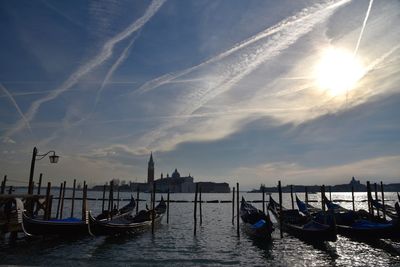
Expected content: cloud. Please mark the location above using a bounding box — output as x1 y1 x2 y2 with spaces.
0 83 31 133
3 0 166 139
1 136 16 144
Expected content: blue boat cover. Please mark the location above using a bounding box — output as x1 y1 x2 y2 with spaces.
351 220 392 229
251 219 266 229
49 217 83 223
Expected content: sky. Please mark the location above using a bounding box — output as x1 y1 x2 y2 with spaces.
0 0 399 189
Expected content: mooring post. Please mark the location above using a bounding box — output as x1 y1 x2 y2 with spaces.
101 184 106 212
380 181 386 221
366 181 373 216
199 186 203 226
0 175 6 194
8 186 13 194
305 186 308 204
262 186 265 213
117 185 120 210
109 180 114 214
290 185 294 210
37 173 43 195
71 179 76 218
60 181 66 219
151 182 156 235
236 182 240 237
136 187 140 214
44 182 51 220
232 186 235 225
167 187 170 224
278 180 283 238
321 185 327 224
56 182 63 219
82 183 87 221
329 186 332 201
374 182 380 217
193 183 198 236
351 185 355 211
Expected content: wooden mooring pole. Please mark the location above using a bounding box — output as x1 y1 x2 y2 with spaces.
44 182 51 220
136 187 140 214
366 181 373 217
374 183 380 217
351 185 355 211
1 175 6 194
290 185 294 210
101 184 106 212
37 173 43 195
199 186 203 226
278 181 283 238
56 182 63 219
305 186 308 204
262 186 265 213
71 179 76 218
232 186 235 225
236 183 240 237
321 185 326 212
60 181 66 219
193 183 198 236
329 186 332 201
109 180 114 213
381 181 386 220
117 185 120 209
167 188 170 224
82 183 88 221
151 182 156 235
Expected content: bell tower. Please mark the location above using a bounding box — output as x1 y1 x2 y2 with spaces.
147 152 154 184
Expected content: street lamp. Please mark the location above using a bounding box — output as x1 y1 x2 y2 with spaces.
28 147 59 194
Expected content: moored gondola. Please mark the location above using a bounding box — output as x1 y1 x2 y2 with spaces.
89 197 166 236
268 196 337 242
240 197 273 240
22 212 90 236
320 196 399 240
95 195 136 221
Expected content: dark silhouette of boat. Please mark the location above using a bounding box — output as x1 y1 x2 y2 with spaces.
268 196 337 242
95 195 136 220
89 197 166 236
240 197 273 240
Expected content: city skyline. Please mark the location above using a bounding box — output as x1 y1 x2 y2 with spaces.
1 0 400 189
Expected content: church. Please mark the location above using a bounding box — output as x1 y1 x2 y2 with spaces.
145 153 230 193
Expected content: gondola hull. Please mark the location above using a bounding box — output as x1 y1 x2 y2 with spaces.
89 213 163 236
337 222 400 240
241 221 273 240
283 223 337 242
22 213 89 236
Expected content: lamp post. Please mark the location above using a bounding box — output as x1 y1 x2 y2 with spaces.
28 147 59 195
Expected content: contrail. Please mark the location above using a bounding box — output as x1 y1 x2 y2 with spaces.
4 0 165 138
0 83 32 133
94 31 142 110
354 0 374 57
134 0 350 96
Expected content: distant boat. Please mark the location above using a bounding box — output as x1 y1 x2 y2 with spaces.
240 197 273 240
268 196 337 242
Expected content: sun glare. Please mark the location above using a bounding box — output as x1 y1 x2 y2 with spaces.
314 47 365 97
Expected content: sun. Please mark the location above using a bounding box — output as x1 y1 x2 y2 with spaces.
314 47 365 96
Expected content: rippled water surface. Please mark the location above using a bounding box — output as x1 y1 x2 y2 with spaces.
1 191 400 266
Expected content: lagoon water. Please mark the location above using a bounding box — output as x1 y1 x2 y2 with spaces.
1 191 400 266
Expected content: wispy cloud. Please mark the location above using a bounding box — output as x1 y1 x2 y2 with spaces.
132 0 352 153
0 83 31 133
3 0 165 139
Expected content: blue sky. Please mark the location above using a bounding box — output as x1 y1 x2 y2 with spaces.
1 0 399 189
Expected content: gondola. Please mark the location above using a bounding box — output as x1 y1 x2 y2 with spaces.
240 197 273 240
95 195 136 221
317 196 399 240
370 199 398 220
22 212 90 237
89 197 166 236
268 196 337 242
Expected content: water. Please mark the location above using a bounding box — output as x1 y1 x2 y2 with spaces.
1 191 400 266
